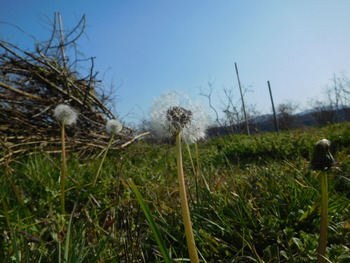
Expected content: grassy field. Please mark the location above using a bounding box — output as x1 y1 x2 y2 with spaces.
1 123 350 262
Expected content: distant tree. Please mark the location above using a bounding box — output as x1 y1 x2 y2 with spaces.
330 73 349 107
325 73 350 120
309 73 350 125
200 81 259 136
276 102 299 130
310 100 338 125
221 87 242 133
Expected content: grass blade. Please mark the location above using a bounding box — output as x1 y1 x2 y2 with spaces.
127 178 172 263
64 204 76 262
11 227 21 263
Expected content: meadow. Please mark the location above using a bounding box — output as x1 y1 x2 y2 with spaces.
1 123 350 262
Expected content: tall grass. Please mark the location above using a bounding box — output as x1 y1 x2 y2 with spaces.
1 124 350 262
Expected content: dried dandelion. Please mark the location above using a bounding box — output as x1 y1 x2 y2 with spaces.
311 138 335 263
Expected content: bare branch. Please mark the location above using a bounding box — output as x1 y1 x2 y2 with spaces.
199 82 221 127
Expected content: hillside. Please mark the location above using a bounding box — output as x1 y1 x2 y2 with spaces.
208 106 350 137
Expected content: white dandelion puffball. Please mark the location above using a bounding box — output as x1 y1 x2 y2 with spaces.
106 119 123 135
150 91 209 143
316 138 331 147
53 104 78 126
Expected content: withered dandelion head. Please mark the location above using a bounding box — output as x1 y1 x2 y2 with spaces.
53 104 78 126
311 138 335 171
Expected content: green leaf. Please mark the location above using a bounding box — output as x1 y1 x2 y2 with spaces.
292 237 303 250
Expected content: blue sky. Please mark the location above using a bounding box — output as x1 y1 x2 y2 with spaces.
1 1 350 124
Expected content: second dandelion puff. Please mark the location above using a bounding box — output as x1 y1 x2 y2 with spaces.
93 119 122 186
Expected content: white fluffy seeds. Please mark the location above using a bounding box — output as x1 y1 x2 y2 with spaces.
53 104 78 126
106 119 123 135
150 91 209 143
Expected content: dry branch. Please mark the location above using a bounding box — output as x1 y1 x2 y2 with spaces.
0 15 145 162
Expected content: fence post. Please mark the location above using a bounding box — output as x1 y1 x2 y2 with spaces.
235 62 250 135
268 80 279 135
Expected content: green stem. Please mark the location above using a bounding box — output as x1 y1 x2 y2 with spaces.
4 169 24 206
176 132 199 263
195 143 200 180
60 124 67 214
195 143 210 191
317 171 328 263
1 197 11 231
186 143 199 207
2 197 20 262
194 143 201 200
93 134 115 186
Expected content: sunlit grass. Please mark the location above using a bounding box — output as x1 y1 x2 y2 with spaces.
1 123 350 262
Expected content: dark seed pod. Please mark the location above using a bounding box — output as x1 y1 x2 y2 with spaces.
311 139 335 171
166 106 192 134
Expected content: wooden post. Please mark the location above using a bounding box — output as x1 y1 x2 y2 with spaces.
267 81 279 135
235 62 250 135
57 13 68 71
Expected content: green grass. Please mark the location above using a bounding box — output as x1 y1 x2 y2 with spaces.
1 123 350 262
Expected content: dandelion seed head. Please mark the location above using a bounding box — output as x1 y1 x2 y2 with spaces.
311 138 335 171
150 91 209 143
166 106 192 133
53 104 78 126
317 138 331 147
106 119 123 135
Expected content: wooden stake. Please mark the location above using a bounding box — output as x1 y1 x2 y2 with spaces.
57 13 68 72
235 62 250 135
267 81 279 135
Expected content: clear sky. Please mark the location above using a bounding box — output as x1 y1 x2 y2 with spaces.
1 1 350 124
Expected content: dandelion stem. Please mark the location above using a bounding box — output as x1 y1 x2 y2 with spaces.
176 132 199 263
194 143 201 203
93 133 115 186
60 124 67 214
317 171 328 263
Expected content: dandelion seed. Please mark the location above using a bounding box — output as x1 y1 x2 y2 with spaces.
53 104 78 126
106 119 123 135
